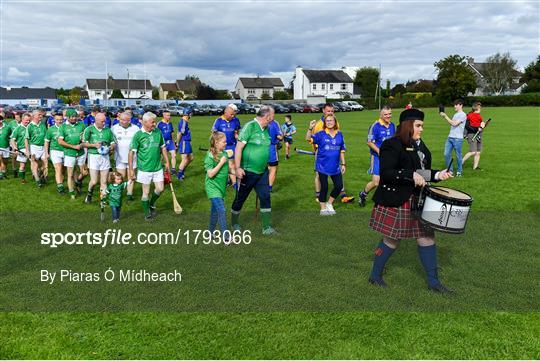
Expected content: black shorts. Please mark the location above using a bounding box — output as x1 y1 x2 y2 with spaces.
284 138 293 144
268 161 279 167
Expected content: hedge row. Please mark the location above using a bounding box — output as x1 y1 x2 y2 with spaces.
355 93 540 109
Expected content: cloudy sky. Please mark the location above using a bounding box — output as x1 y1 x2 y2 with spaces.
1 0 538 90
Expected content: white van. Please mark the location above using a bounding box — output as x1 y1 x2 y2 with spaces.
343 101 364 111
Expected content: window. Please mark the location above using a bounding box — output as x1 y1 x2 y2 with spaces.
341 84 347 90
262 89 269 95
96 91 102 96
248 89 255 94
322 84 326 90
312 83 317 90
329 84 334 90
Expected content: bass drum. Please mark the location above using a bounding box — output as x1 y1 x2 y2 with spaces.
420 186 473 234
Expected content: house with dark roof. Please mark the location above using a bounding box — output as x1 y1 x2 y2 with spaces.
293 66 358 100
467 58 524 96
85 76 152 101
0 87 57 106
234 77 285 100
158 79 202 100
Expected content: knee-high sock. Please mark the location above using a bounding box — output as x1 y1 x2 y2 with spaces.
418 244 440 287
370 241 395 280
141 198 150 217
149 191 161 207
261 209 271 230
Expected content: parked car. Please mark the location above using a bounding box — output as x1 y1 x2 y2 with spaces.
334 102 352 112
208 104 221 115
287 103 304 113
303 104 320 113
271 103 288 113
342 100 364 111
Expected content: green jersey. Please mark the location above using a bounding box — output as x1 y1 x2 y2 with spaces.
58 121 86 157
11 124 28 149
25 122 46 146
130 129 165 172
106 182 127 207
45 125 64 151
0 123 13 149
204 151 229 199
238 119 271 174
83 125 116 155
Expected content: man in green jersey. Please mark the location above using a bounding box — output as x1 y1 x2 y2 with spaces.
231 105 276 235
0 115 13 179
10 113 31 183
25 110 48 187
129 112 170 220
44 113 66 194
82 112 116 203
58 109 87 199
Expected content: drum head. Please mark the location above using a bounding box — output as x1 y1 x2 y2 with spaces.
425 186 473 206
430 186 472 201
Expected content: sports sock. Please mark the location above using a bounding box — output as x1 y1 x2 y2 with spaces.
231 210 240 226
56 184 65 192
149 191 161 207
370 241 395 280
418 244 440 287
261 209 272 230
141 199 150 217
268 185 273 192
0 172 5 179
19 170 25 179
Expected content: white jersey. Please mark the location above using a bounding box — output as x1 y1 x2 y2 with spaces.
112 123 139 164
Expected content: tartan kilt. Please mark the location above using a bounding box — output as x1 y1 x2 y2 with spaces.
369 196 435 239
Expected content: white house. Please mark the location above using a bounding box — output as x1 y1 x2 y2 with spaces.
293 67 357 100
85 76 152 102
234 77 285 100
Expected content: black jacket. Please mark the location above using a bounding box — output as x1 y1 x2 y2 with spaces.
372 137 441 207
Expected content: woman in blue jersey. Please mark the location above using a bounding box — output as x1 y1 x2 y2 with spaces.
306 115 346 216
157 110 177 174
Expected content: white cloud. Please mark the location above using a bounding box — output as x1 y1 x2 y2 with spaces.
7 67 30 79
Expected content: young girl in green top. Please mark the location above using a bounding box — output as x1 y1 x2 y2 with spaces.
204 132 233 240
104 171 128 223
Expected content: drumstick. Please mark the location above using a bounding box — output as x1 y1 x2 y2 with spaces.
472 118 491 141
446 159 453 173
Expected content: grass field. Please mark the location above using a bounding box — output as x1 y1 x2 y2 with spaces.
1 106 539 359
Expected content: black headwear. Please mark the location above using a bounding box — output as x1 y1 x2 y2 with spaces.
399 108 424 123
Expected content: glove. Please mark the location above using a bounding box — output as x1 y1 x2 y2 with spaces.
164 171 171 185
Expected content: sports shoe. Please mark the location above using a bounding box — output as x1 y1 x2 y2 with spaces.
150 206 157 218
70 194 76 200
368 277 388 288
285 154 290 160
232 223 242 231
144 214 153 221
262 227 278 236
21 179 28 184
176 171 185 180
320 209 332 216
456 172 462 177
112 219 119 224
428 283 454 294
473 167 482 171
359 191 367 207
84 194 92 204
341 195 355 203
326 203 336 215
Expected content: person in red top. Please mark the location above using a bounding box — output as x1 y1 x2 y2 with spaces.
462 101 485 170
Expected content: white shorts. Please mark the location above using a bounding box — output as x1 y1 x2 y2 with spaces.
30 145 45 160
0 149 10 159
136 169 164 185
64 153 87 167
16 153 27 163
116 160 137 170
50 149 64 165
88 153 111 171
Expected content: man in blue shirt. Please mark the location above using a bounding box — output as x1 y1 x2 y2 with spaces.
212 104 241 186
359 105 395 207
176 109 193 180
267 116 283 192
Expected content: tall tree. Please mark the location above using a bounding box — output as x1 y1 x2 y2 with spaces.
391 84 406 96
482 52 519 95
354 67 380 99
520 55 540 93
196 84 217 99
111 89 124 98
434 54 476 102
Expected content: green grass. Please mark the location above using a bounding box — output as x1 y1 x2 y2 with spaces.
1 107 539 359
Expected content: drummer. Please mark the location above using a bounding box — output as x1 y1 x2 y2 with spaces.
367 108 453 293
